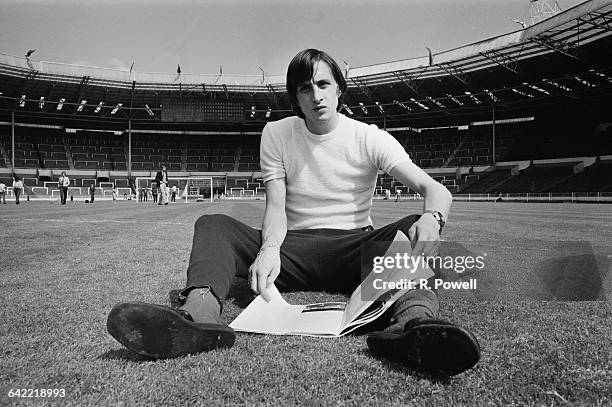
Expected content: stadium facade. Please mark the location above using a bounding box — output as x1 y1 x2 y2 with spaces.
0 0 611 202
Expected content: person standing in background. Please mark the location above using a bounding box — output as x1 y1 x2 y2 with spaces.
152 184 158 204
0 180 6 204
58 172 70 205
89 183 96 203
12 175 24 205
155 165 169 206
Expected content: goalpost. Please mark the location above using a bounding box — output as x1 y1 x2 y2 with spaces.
181 177 214 203
134 176 214 203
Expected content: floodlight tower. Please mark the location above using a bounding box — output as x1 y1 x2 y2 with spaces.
527 0 562 26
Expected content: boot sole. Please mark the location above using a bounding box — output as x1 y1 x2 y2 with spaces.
107 302 235 359
367 323 480 376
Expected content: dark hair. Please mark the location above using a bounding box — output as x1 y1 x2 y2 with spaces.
286 49 347 119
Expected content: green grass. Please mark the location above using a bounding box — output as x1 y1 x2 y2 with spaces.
1 200 610 406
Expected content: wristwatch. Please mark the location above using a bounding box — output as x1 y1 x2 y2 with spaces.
423 210 445 233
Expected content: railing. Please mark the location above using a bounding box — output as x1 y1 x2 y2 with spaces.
5 187 612 204
373 192 612 203
454 192 612 203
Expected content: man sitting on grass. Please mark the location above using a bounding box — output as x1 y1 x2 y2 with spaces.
107 49 480 377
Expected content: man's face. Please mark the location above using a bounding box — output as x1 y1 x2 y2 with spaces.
295 61 340 135
162 166 166 171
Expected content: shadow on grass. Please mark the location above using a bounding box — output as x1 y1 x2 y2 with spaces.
441 240 610 302
357 348 453 384
98 348 153 363
528 250 609 301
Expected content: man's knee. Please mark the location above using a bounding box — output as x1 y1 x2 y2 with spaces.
194 214 237 233
396 214 420 236
394 214 441 257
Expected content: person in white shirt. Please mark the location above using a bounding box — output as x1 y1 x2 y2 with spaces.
171 184 178 202
58 171 70 205
0 180 6 204
12 175 24 205
395 188 402 202
155 165 169 205
107 49 480 377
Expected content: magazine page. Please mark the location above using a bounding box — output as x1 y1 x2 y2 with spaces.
286 302 347 336
229 285 305 335
340 231 434 330
230 285 349 336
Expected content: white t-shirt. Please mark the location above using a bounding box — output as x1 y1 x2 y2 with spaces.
260 114 411 230
59 176 70 187
0 182 6 193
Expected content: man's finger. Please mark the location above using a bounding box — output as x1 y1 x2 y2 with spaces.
408 225 417 245
420 239 435 257
249 266 258 294
408 226 421 252
258 271 271 302
266 264 280 287
413 240 425 258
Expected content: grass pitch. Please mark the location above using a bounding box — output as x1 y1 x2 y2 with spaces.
0 199 610 406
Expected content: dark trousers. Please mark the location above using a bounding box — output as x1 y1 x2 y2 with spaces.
184 214 440 328
14 189 21 204
60 187 68 204
90 193 95 203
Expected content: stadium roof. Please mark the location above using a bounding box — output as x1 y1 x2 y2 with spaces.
0 0 611 128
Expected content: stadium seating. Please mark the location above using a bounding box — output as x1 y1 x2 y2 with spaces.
459 170 513 194
493 165 575 193
2 119 611 197
543 162 612 193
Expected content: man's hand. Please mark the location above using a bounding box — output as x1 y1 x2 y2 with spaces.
407 213 441 258
248 247 281 302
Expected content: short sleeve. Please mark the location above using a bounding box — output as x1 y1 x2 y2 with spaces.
365 125 412 173
260 123 286 183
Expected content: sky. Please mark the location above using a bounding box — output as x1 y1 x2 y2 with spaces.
0 0 587 78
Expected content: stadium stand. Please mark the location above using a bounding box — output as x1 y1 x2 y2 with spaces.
2 119 612 201
1 0 611 201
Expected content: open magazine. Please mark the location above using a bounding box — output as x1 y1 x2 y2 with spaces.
229 231 434 337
